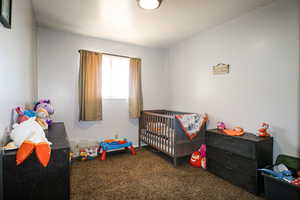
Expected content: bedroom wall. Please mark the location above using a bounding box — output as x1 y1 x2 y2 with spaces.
166 0 300 158
37 27 168 146
0 0 37 143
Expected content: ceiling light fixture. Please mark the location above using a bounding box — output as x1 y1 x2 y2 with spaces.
137 0 163 10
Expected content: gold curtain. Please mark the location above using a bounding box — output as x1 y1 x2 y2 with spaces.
129 58 143 118
79 50 102 121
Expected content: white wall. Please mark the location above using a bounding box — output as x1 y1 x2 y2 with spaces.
166 0 300 158
0 0 37 143
37 27 168 146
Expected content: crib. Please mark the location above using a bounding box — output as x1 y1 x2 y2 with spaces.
138 110 207 166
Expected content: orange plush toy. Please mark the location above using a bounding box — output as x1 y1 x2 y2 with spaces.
223 127 244 136
16 140 35 165
35 142 51 167
257 123 271 137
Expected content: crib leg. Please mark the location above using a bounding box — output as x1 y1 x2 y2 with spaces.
173 157 177 167
138 138 141 148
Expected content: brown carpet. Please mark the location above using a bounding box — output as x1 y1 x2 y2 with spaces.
71 147 264 200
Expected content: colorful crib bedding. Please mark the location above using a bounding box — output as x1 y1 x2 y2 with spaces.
176 113 208 140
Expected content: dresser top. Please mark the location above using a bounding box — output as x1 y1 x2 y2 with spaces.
3 122 69 156
207 129 273 143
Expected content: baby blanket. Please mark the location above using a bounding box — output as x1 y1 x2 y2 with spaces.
176 113 207 140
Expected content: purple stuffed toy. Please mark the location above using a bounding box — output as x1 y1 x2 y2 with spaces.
217 121 226 130
34 99 54 126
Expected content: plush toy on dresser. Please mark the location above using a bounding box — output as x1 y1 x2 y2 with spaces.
257 123 271 137
34 99 54 126
35 108 50 130
15 107 36 123
10 117 52 167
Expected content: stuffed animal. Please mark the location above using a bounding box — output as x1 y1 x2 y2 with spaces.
10 118 52 167
190 144 206 169
34 99 54 126
257 123 271 137
15 107 36 123
217 121 226 130
35 108 50 130
223 127 244 136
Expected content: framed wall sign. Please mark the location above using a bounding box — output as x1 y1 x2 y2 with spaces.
212 63 230 75
0 0 12 29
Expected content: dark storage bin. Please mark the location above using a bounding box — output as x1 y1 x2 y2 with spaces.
262 155 300 200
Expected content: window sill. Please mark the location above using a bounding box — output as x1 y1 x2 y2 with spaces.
103 98 128 100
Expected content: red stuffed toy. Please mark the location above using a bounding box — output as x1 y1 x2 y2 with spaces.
190 144 206 169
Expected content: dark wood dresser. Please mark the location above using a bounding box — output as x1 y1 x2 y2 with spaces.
206 129 273 194
0 122 70 200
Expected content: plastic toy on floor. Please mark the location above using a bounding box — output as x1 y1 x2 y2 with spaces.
79 149 88 161
99 138 136 161
257 123 271 137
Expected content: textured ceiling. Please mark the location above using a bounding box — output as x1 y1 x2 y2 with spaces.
32 0 274 48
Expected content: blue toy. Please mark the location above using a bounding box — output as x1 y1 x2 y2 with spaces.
24 110 36 118
99 139 136 160
258 168 294 182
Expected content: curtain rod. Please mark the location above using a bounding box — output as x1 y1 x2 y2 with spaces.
78 49 132 59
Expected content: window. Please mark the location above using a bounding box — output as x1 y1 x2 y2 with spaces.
102 55 129 99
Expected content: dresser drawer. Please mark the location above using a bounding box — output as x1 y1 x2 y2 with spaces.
207 158 258 193
207 146 257 175
206 132 256 159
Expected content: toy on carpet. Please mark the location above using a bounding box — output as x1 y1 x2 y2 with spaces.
217 121 226 130
223 127 244 136
257 123 271 137
10 117 52 167
190 144 206 169
34 99 54 126
78 146 98 161
79 149 88 161
15 107 36 123
99 139 136 161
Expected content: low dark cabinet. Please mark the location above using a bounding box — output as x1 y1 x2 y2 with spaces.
0 122 70 200
206 129 273 194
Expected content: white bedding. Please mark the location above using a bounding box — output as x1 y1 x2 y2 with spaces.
141 133 174 155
